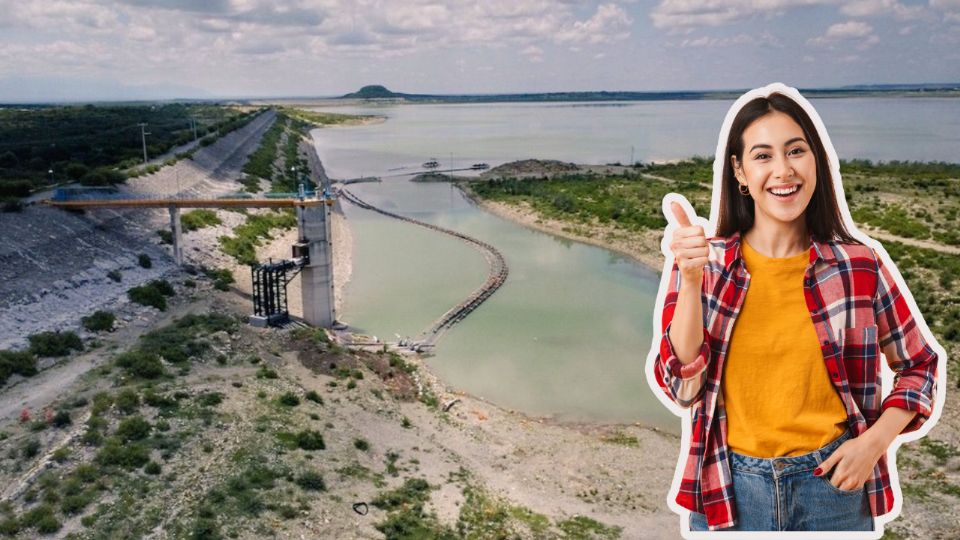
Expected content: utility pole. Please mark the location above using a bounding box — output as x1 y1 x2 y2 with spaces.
630 145 635 167
139 123 150 164
190 118 198 141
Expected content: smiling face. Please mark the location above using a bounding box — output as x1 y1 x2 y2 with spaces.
730 110 817 230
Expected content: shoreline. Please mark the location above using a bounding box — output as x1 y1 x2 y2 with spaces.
455 182 666 276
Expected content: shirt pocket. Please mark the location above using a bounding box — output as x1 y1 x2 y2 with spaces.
841 325 881 417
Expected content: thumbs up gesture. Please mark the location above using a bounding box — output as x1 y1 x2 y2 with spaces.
665 199 709 285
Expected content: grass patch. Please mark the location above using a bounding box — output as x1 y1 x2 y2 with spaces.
127 279 175 311
219 209 297 266
181 209 222 231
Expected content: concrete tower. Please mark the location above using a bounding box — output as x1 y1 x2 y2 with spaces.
298 202 335 327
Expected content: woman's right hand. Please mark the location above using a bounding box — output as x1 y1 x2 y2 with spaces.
668 201 709 284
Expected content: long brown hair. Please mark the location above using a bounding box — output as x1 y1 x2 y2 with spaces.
715 92 861 244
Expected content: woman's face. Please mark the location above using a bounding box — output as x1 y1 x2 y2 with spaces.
731 110 817 229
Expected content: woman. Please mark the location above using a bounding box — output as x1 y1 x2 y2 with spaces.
649 83 941 533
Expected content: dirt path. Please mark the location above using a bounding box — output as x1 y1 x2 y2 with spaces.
0 294 216 422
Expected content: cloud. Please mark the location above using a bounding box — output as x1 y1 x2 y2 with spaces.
522 45 544 62
555 3 633 44
650 0 836 30
839 0 927 20
676 32 779 47
807 20 881 50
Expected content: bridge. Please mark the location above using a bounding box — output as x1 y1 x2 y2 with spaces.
42 186 338 328
338 187 508 351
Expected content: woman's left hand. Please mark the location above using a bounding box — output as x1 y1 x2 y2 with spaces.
814 435 885 491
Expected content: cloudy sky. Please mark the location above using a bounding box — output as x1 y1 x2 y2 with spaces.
1 0 959 102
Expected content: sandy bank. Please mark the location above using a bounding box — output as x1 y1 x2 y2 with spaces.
457 182 666 275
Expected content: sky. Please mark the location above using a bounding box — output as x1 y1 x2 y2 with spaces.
1 0 959 102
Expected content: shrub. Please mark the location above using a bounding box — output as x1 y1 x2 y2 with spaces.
127 280 175 311
181 209 222 231
51 410 71 428
296 430 325 451
114 388 140 414
277 392 300 407
197 392 223 407
256 366 278 379
95 438 150 469
204 267 234 291
28 331 83 357
0 350 38 384
144 461 162 475
22 438 41 458
91 392 113 415
115 350 165 379
354 438 370 451
115 416 151 441
157 229 172 244
295 471 326 491
137 253 152 268
20 504 60 534
305 390 323 405
107 270 122 282
81 310 115 332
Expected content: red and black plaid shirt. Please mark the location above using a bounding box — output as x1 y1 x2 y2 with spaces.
652 229 939 530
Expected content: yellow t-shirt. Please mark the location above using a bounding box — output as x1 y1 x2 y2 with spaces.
722 237 847 458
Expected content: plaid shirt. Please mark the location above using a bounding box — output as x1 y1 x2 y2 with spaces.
652 229 939 531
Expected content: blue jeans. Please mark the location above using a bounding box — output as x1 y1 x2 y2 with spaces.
689 429 874 531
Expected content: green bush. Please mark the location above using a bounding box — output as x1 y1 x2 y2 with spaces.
81 310 115 332
204 267 235 291
137 253 152 268
277 392 300 407
304 390 323 405
95 438 150 469
115 416 151 442
197 392 223 407
181 209 222 231
144 461 162 475
296 430 325 451
114 388 140 414
157 229 172 244
127 279 175 310
52 410 71 427
115 350 165 379
22 438 41 458
28 331 83 357
0 349 38 384
295 470 326 491
107 269 122 282
19 504 60 534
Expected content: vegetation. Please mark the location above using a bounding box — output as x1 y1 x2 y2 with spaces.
0 104 262 195
127 279 176 311
203 267 235 291
137 253 152 269
0 350 38 385
242 115 286 186
81 310 116 332
180 209 222 231
218 209 297 265
28 330 83 357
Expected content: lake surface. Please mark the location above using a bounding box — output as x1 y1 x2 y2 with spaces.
311 98 960 431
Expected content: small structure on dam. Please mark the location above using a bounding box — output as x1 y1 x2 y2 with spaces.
250 186 337 328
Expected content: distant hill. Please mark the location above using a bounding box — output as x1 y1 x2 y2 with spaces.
339 84 960 103
342 85 404 99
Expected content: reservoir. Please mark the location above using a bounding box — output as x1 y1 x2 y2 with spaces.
311 98 960 432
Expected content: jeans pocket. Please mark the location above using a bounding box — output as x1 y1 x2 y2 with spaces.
820 474 864 496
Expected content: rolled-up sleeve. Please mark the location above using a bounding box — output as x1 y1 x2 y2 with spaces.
873 249 939 434
653 261 710 408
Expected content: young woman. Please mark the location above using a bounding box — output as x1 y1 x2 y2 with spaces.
651 84 940 532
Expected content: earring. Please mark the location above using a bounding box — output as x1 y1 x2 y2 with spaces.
738 182 750 196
